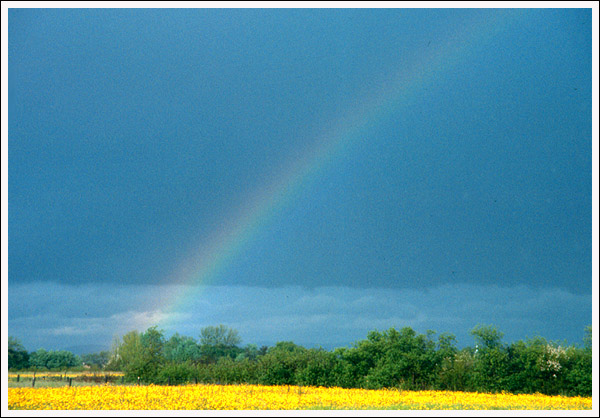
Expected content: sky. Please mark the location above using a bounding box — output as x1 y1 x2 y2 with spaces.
4 6 597 354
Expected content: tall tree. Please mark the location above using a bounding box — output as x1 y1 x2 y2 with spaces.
199 325 241 347
110 328 165 381
8 337 29 370
163 333 202 363
199 325 242 363
110 330 142 371
469 324 508 392
28 349 81 370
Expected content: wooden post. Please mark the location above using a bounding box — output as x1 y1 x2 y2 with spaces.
105 375 109 383
121 376 125 384
68 378 72 387
32 377 36 387
194 377 198 385
16 374 20 382
168 377 171 386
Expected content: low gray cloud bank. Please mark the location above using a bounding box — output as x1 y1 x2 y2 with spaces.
8 282 591 353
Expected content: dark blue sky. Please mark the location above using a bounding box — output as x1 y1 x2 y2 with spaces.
6 7 594 352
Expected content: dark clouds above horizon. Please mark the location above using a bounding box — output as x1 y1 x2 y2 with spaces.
8 281 593 353
7 8 593 350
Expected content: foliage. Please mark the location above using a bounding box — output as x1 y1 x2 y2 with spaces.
109 330 141 371
124 326 166 383
468 325 509 392
236 344 260 362
199 325 242 363
81 351 110 370
294 348 338 387
9 337 30 370
257 341 307 386
10 324 592 397
28 348 82 370
163 333 202 364
155 361 198 385
563 327 592 396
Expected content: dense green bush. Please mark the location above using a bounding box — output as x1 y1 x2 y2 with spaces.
156 361 198 385
294 349 338 387
28 348 82 370
9 324 592 396
8 337 30 370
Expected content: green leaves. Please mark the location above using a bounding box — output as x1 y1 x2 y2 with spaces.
8 337 30 370
9 324 591 396
27 348 82 370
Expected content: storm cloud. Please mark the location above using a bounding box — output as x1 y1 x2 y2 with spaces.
6 8 593 354
9 282 591 353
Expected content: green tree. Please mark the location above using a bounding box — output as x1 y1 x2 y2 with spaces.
294 348 338 387
583 325 592 351
330 327 443 390
331 347 360 388
435 333 461 390
28 349 81 370
469 325 509 392
199 325 241 346
163 333 202 363
29 348 50 370
110 330 142 371
362 328 438 390
156 361 199 385
504 336 550 394
112 327 166 383
235 344 259 362
130 326 166 382
8 337 29 370
471 324 504 350
199 325 242 363
439 348 475 391
257 341 307 385
81 351 110 369
47 350 82 369
563 326 592 396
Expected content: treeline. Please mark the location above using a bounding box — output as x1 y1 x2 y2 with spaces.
9 324 592 396
9 337 109 371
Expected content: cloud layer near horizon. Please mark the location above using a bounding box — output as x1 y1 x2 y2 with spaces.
9 282 591 354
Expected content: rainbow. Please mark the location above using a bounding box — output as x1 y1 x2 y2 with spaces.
153 10 524 331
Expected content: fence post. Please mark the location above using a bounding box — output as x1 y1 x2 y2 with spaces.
32 377 36 387
194 377 198 385
168 377 171 386
105 375 109 384
121 376 125 384
68 378 72 387
16 374 20 382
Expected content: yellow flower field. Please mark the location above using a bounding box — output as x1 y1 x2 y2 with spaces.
8 384 592 410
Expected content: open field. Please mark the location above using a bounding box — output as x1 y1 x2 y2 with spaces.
8 384 593 410
7 371 125 388
8 371 124 379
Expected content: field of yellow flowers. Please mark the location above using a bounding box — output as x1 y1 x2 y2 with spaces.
8 384 592 410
